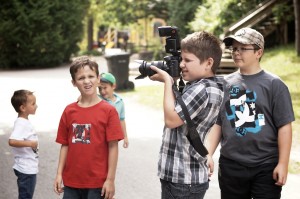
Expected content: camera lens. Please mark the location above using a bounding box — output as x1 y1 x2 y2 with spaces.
135 60 166 79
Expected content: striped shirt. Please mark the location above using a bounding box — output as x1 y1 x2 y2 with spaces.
158 77 224 184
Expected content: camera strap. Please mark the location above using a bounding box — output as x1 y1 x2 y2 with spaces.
172 81 208 157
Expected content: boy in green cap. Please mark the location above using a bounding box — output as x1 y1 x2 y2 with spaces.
99 72 129 148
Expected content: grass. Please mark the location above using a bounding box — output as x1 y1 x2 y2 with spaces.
121 85 164 110
122 44 300 173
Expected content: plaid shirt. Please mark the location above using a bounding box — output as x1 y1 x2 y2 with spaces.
158 77 224 184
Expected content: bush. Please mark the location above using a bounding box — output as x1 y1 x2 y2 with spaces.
0 0 89 68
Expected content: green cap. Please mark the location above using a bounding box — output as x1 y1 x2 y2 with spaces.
100 72 116 84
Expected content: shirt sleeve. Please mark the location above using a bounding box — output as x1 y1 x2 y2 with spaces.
119 101 125 121
271 78 295 127
106 107 124 141
56 110 69 145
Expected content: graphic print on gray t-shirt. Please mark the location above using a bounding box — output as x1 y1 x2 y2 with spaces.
225 85 264 136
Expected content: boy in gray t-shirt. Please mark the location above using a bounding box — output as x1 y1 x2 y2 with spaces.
206 28 294 199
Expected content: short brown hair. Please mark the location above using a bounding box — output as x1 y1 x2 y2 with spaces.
69 56 99 80
181 31 222 74
11 90 34 113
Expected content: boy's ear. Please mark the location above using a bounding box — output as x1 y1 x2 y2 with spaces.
256 49 263 59
19 104 26 112
206 57 214 69
112 84 117 89
71 79 76 87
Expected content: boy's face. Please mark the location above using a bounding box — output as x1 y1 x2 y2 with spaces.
72 65 99 97
180 50 213 81
21 94 37 116
231 40 263 69
98 82 115 100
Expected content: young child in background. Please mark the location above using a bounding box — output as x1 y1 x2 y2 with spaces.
54 56 123 199
9 89 39 199
98 72 129 148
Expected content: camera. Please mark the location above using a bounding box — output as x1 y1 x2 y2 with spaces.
135 26 182 79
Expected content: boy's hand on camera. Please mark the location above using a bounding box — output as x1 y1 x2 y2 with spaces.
149 65 172 83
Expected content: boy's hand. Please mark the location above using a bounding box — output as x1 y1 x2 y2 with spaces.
101 179 115 199
54 175 64 195
207 155 214 178
123 137 129 148
149 65 172 83
31 140 38 149
273 162 288 186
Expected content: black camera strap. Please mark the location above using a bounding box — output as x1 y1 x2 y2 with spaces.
172 79 208 157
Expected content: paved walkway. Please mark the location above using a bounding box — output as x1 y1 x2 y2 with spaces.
0 55 299 198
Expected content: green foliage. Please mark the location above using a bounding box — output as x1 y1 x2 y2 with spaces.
0 0 89 68
190 0 265 36
78 49 102 56
272 1 294 24
96 0 168 26
166 0 202 37
189 0 227 34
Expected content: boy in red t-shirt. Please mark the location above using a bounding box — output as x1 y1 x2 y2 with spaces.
53 56 124 199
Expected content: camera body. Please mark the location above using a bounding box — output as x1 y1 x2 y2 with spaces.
135 26 182 79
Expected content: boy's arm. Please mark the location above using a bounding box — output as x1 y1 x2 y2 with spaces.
8 139 38 148
205 124 222 176
149 66 184 129
54 145 68 195
273 123 292 186
102 140 118 199
120 120 129 148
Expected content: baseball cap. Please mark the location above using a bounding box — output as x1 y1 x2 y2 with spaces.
100 72 116 84
223 27 264 49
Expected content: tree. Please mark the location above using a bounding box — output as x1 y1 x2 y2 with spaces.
166 0 203 37
0 0 89 68
294 0 300 56
190 0 265 36
89 0 168 50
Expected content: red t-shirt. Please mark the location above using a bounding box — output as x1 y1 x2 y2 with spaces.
56 101 123 188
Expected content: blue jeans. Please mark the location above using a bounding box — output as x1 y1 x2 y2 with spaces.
160 179 209 199
14 169 36 199
63 186 104 199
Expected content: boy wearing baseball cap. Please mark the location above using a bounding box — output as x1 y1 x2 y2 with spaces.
206 27 294 198
99 72 129 148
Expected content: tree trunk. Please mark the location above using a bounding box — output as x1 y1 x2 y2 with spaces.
294 0 300 56
87 16 94 51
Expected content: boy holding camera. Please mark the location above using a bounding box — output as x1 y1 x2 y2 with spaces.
149 31 224 199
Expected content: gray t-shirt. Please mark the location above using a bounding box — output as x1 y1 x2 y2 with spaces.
217 70 294 166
